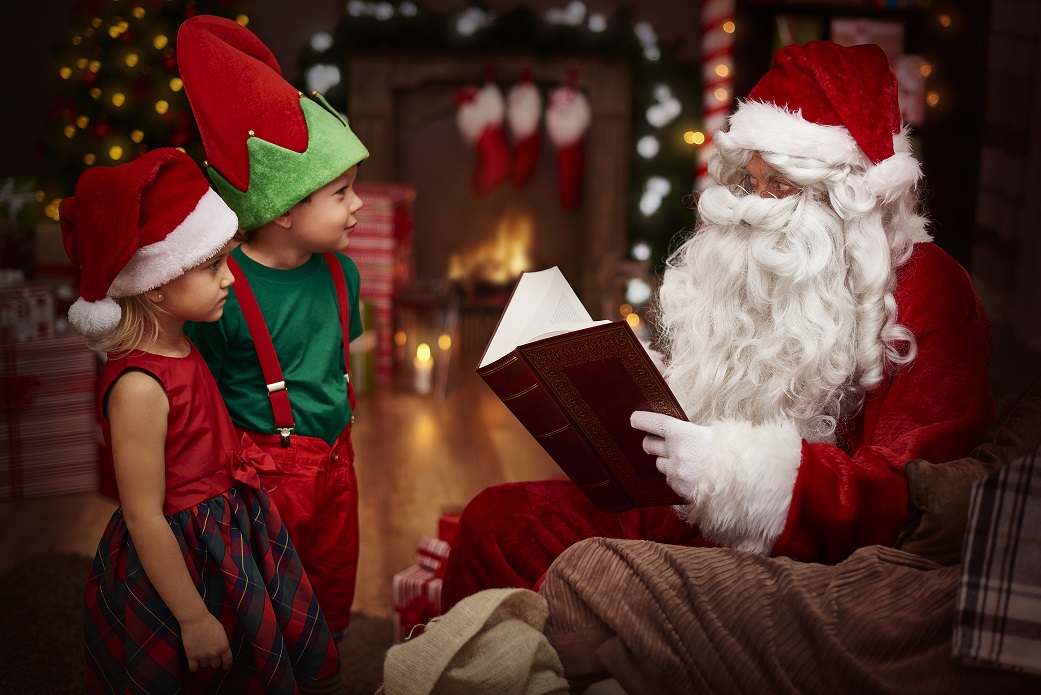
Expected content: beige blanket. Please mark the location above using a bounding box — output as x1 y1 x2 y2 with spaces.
540 538 1040 694
383 587 568 695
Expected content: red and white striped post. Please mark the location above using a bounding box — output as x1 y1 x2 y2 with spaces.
697 0 736 193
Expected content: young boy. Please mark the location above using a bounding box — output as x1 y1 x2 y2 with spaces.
176 15 369 640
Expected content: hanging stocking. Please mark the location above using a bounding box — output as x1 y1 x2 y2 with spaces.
456 81 511 197
506 68 541 190
545 72 591 210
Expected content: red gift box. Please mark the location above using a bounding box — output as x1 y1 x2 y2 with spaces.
392 564 442 644
393 530 452 643
391 516 463 644
438 512 461 546
413 534 451 576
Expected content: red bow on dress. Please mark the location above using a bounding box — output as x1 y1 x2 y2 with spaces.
228 433 278 489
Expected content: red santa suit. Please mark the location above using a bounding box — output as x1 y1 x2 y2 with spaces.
442 41 995 609
443 241 992 607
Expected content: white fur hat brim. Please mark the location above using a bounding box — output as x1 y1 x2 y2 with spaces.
67 188 238 339
717 100 922 201
107 188 237 296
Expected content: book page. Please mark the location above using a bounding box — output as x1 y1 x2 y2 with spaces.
526 319 611 343
480 267 594 367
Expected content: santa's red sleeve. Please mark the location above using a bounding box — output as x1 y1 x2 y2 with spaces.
678 242 994 563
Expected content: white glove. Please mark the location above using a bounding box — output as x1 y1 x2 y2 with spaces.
630 411 714 499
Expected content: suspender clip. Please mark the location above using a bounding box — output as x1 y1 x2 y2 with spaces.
267 380 287 394
278 427 294 448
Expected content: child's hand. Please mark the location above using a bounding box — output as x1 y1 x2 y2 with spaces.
180 612 233 672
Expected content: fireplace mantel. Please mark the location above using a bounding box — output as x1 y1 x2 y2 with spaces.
346 54 630 311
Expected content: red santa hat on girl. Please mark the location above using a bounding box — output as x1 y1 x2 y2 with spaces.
59 147 238 340
717 40 920 202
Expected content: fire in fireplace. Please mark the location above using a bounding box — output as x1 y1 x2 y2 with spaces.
446 205 534 293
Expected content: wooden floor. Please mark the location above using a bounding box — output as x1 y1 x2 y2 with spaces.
0 358 558 619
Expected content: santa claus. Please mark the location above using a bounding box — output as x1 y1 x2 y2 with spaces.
443 41 994 606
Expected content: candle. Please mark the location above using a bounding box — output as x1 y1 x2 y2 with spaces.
413 343 433 395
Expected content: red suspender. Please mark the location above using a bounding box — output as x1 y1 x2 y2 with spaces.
322 252 357 412
227 255 296 446
227 252 355 447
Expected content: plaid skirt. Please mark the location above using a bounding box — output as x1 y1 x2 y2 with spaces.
84 483 341 694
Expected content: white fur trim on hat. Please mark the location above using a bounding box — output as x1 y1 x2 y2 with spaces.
675 418 802 554
863 150 922 204
457 83 506 145
720 100 866 168
719 100 923 202
68 296 122 341
107 188 238 297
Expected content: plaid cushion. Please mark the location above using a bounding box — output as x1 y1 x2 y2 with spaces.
954 447 1041 675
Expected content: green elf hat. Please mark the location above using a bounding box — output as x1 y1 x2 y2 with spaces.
176 16 369 231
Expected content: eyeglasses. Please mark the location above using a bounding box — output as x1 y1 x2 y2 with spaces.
727 174 801 200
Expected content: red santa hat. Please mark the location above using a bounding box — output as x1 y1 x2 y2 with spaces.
718 41 920 201
59 147 238 340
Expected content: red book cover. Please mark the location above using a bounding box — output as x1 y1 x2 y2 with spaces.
477 268 686 511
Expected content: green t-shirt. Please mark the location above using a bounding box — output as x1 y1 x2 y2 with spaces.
185 246 364 445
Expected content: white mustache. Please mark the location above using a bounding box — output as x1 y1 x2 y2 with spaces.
694 185 842 281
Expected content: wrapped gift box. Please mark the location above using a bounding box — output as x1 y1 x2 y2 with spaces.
1 333 99 500
392 564 443 644
391 515 463 643
393 533 452 643
413 534 451 575
438 512 462 547
351 182 414 383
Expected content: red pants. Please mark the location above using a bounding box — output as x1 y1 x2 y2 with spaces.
441 479 715 611
243 427 359 635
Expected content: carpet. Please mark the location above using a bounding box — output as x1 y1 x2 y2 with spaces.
0 553 393 695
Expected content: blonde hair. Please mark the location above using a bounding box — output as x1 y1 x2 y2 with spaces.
88 294 163 359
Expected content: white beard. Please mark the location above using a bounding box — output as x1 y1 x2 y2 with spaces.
658 185 878 443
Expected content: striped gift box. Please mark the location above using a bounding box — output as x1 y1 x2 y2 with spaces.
350 182 415 383
413 534 451 576
392 564 442 644
1 333 99 499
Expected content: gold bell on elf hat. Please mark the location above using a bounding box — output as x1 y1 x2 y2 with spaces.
58 148 238 340
176 15 369 231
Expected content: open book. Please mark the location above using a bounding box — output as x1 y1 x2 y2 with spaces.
477 267 687 511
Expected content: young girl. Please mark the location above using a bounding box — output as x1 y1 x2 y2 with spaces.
61 148 341 693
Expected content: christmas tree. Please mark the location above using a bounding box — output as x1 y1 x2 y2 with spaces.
37 0 248 220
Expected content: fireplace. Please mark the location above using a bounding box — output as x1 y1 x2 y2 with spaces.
346 54 631 309
346 55 632 379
